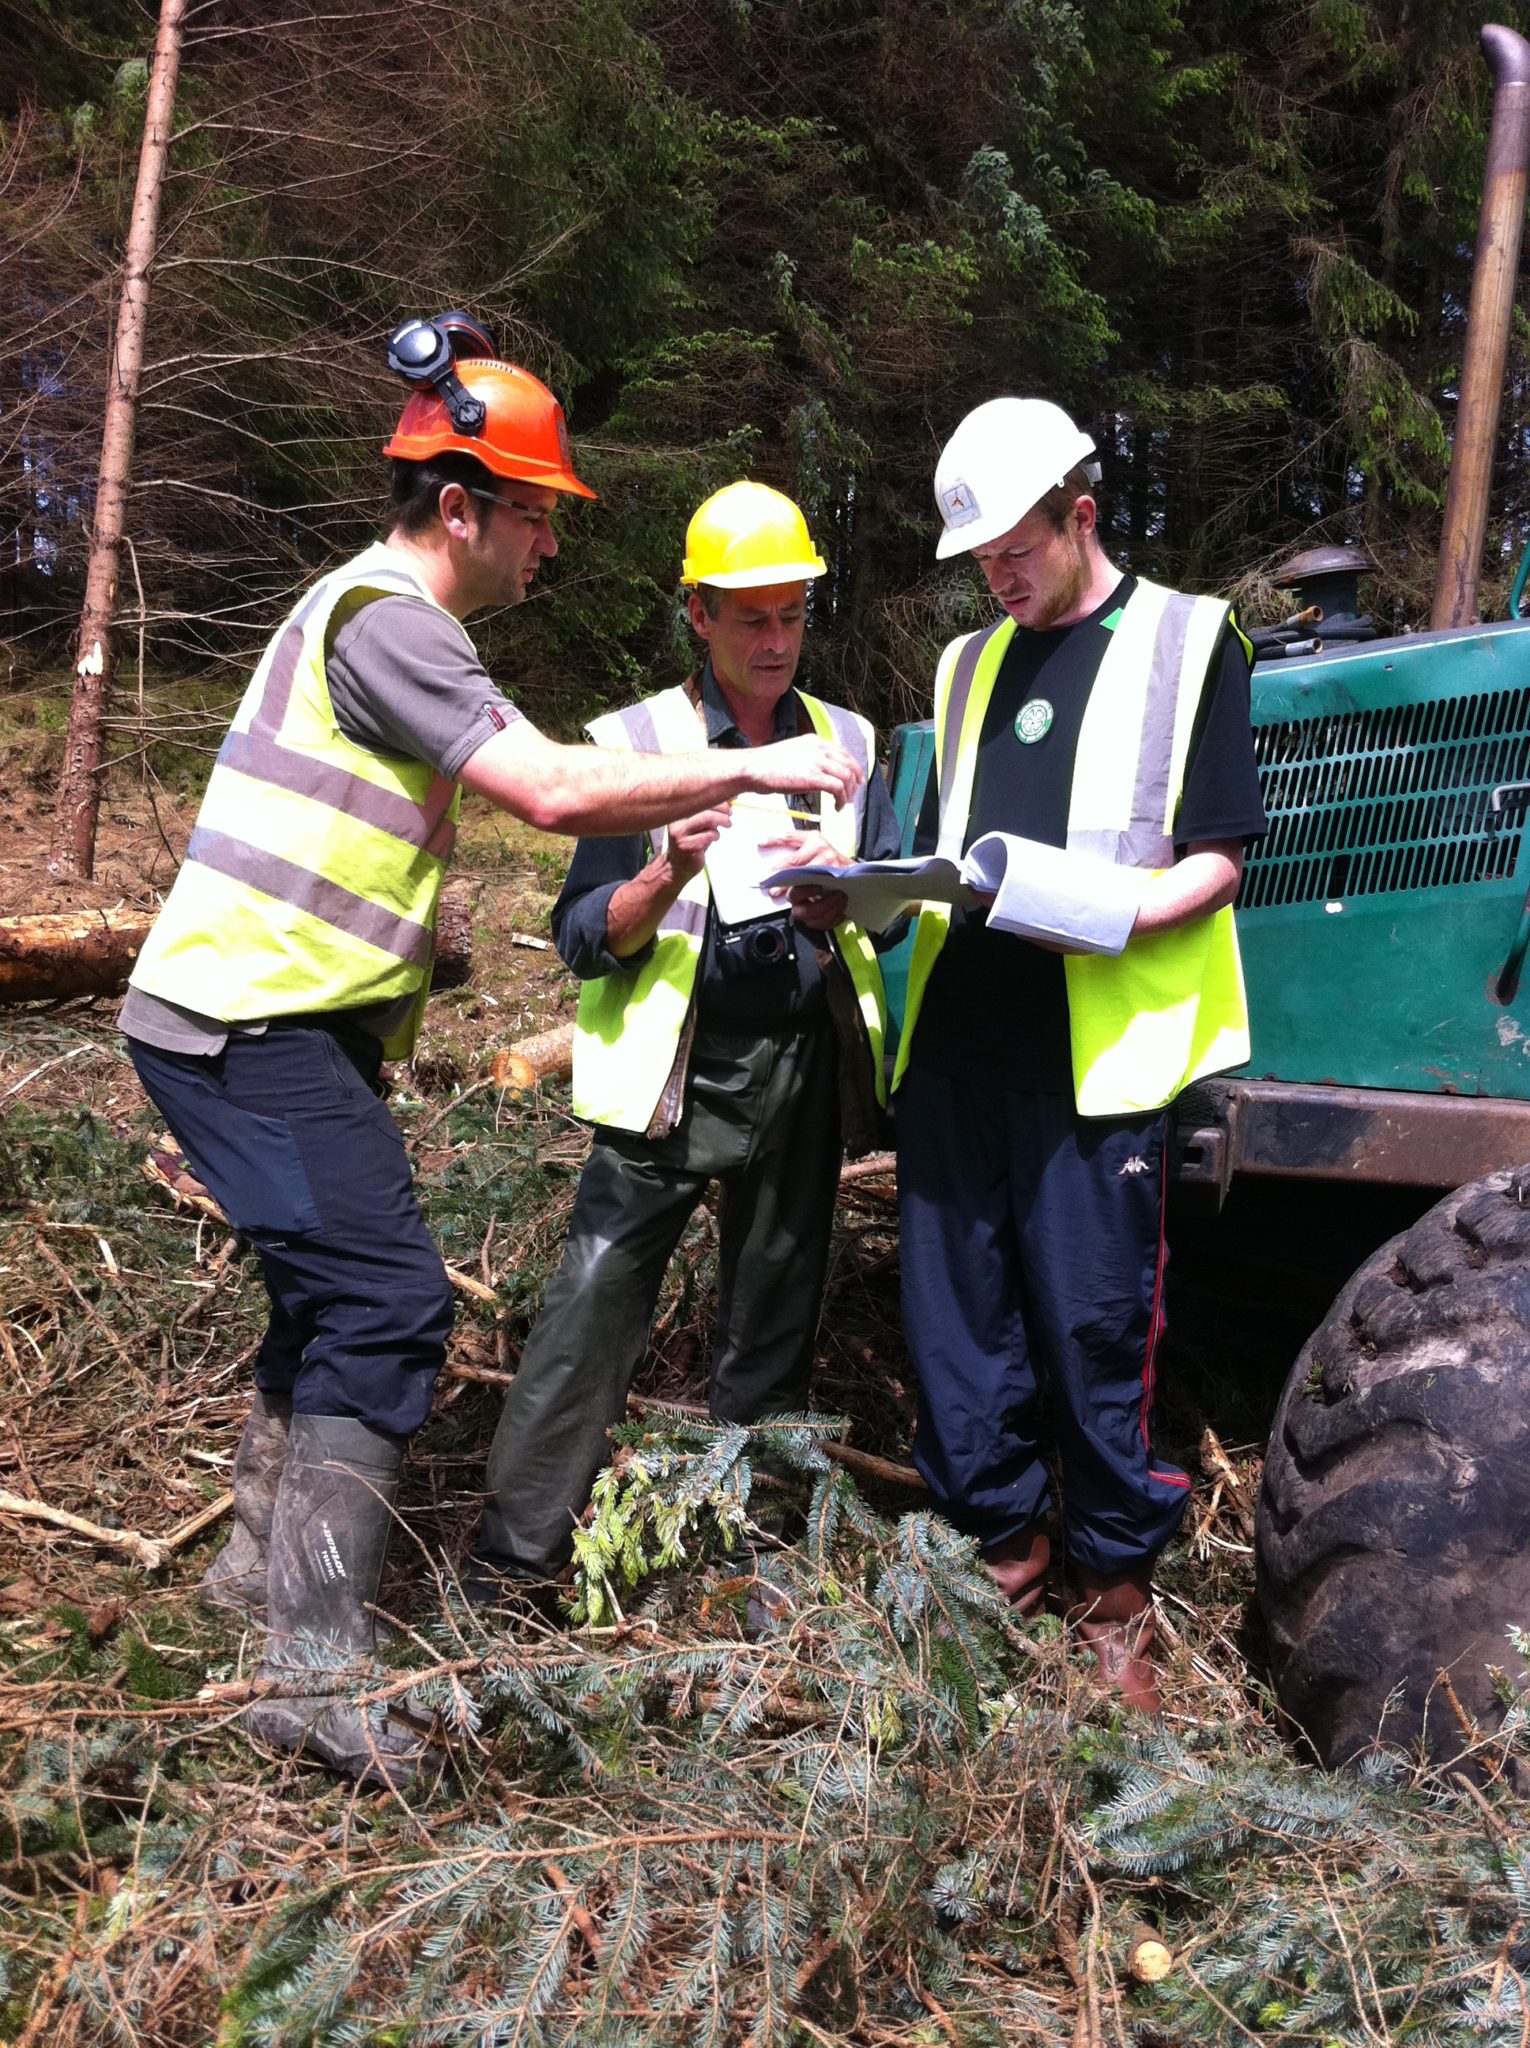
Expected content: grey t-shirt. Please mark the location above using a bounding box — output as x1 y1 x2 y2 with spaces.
322 590 523 780
121 592 523 1053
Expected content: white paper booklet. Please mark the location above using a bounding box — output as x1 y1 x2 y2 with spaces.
759 853 967 932
703 794 796 923
964 833 1142 952
763 832 1143 952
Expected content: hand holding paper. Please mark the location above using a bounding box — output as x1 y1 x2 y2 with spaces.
703 794 795 923
760 853 970 932
762 832 1144 951
763 828 851 931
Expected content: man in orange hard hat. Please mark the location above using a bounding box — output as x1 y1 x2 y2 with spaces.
122 321 864 1789
464 480 899 1609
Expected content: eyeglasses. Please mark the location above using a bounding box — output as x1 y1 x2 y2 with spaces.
463 486 556 534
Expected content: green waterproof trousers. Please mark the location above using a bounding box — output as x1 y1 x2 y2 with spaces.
470 1021 841 1580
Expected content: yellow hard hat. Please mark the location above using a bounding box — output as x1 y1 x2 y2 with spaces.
681 480 827 589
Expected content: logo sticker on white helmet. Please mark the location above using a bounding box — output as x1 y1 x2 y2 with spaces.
939 479 981 529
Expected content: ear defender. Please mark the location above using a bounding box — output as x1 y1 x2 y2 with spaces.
385 313 494 437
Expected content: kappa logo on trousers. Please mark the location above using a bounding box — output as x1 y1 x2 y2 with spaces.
1116 1156 1152 1176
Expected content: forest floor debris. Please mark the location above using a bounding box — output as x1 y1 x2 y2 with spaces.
3 827 1529 2044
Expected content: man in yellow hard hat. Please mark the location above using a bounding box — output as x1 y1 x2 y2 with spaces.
121 322 864 1790
465 479 899 1603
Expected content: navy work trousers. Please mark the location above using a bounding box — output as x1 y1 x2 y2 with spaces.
896 1066 1190 1576
128 1025 454 1436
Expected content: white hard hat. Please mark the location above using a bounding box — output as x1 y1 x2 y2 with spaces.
933 397 1098 559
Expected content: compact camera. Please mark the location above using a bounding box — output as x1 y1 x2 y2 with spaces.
714 913 797 979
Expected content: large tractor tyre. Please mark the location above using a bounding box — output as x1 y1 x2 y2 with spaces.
1256 1165 1530 1770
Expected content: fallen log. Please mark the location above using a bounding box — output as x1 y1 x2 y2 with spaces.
838 1150 896 1186
1125 1925 1175 1985
491 1020 575 1091
0 907 158 1004
444 1264 499 1305
143 1137 227 1221
0 884 474 1005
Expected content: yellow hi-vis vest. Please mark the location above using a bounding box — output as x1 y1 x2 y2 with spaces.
892 578 1250 1117
129 542 464 1059
571 686 888 1137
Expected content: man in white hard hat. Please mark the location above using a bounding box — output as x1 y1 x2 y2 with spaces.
465 481 899 1603
891 398 1267 1711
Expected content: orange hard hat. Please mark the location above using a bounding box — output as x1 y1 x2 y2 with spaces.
384 358 596 500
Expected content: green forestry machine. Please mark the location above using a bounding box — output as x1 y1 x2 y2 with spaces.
885 22 1530 1771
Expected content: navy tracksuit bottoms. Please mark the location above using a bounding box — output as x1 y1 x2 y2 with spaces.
128 1024 454 1437
896 1065 1190 1577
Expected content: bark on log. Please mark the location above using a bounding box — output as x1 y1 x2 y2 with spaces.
0 908 159 1003
432 887 474 990
0 896 473 1006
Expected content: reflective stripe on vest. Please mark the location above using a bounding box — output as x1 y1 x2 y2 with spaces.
892 578 1249 1115
129 542 465 1057
798 694 887 1111
572 685 888 1133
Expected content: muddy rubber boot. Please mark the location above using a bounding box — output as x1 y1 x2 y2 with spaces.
1068 1567 1161 1716
982 1526 1051 1618
246 1415 443 1793
199 1389 292 1618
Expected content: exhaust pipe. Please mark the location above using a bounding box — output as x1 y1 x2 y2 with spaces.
1432 24 1530 630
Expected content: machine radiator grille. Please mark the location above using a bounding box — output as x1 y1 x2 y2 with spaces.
1241 687 1530 910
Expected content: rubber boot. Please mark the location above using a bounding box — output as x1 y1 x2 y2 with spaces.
199 1389 292 1618
982 1526 1051 1618
1068 1566 1161 1716
246 1415 443 1792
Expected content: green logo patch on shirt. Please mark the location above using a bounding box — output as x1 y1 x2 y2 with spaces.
1014 697 1054 745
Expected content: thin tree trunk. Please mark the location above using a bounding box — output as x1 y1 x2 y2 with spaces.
47 0 187 880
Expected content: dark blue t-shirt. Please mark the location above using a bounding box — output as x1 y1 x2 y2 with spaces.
909 574 1267 1093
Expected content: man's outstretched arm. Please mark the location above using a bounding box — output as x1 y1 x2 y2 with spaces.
458 721 862 837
